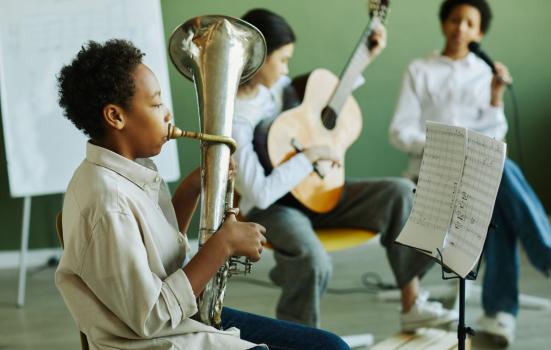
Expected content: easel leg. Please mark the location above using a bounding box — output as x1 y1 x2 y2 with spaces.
17 196 31 307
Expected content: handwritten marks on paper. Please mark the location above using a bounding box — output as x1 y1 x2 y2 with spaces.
396 121 505 277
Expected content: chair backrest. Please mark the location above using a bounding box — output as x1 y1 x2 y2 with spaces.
55 212 64 249
55 212 89 350
80 332 89 350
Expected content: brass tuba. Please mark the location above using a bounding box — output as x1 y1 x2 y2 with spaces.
167 15 266 328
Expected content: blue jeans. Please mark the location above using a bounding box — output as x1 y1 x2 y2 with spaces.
221 307 350 350
482 159 551 317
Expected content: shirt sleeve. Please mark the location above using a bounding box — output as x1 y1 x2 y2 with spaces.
79 211 197 337
232 118 313 210
389 65 426 156
476 104 508 141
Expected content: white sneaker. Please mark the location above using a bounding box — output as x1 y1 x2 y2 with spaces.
477 312 516 347
401 292 458 332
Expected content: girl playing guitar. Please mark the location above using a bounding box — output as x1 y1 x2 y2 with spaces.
232 7 457 331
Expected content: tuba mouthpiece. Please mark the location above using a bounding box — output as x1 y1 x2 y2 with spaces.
167 123 182 140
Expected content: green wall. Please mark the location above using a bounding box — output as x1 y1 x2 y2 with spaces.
1 0 550 250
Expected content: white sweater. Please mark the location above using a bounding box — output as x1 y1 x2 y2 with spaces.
232 76 313 215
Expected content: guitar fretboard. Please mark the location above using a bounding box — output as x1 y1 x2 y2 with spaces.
326 18 380 116
325 0 389 118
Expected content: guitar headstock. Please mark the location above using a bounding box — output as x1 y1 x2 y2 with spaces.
368 0 390 24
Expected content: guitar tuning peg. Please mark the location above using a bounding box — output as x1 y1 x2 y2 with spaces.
368 0 380 12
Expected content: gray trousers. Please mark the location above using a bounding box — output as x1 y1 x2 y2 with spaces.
246 178 434 328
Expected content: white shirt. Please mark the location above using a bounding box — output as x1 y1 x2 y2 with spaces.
56 142 260 350
389 52 507 178
233 76 313 215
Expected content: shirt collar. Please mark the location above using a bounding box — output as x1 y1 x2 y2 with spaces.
85 142 161 190
431 51 477 67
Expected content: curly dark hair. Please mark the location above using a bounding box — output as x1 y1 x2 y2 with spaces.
439 0 492 33
57 39 145 139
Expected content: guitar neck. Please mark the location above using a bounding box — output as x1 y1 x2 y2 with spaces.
327 18 381 115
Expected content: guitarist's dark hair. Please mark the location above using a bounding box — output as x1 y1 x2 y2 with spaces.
439 0 492 33
242 8 296 55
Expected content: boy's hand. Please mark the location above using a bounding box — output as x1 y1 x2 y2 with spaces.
218 214 266 262
490 62 512 106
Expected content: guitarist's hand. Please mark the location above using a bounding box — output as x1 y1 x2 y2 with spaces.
303 145 342 168
368 23 387 59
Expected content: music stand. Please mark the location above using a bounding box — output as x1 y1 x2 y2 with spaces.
433 229 490 350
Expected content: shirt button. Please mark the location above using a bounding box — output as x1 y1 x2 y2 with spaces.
155 176 160 182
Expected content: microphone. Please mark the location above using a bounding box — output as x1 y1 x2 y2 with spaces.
468 41 497 74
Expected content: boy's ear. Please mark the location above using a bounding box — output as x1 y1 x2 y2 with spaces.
102 104 126 130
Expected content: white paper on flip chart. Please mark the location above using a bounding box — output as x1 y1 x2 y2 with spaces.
0 0 180 197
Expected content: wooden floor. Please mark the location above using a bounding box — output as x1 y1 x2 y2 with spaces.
1 241 550 349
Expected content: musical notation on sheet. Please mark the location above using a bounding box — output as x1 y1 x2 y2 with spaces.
443 129 506 277
411 124 466 231
396 123 466 254
396 121 506 278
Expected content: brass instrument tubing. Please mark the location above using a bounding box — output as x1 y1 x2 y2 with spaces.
167 124 237 154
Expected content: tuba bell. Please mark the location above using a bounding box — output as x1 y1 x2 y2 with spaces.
167 15 266 328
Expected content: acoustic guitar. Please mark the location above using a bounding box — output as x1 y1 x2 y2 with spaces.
253 0 390 213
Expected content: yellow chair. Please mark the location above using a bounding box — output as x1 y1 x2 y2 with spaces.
263 226 377 252
55 212 90 350
310 227 376 252
233 193 378 252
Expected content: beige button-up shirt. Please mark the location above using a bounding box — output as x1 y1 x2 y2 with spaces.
56 142 259 350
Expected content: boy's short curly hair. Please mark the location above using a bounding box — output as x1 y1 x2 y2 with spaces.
439 0 492 33
57 39 145 139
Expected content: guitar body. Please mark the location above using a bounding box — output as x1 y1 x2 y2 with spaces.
262 68 362 213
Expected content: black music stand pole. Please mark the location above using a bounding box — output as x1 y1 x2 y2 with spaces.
457 277 471 350
436 236 488 350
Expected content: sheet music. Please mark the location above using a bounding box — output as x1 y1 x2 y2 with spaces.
442 129 506 277
396 122 466 254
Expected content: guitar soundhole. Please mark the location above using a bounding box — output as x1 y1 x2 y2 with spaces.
321 106 337 130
